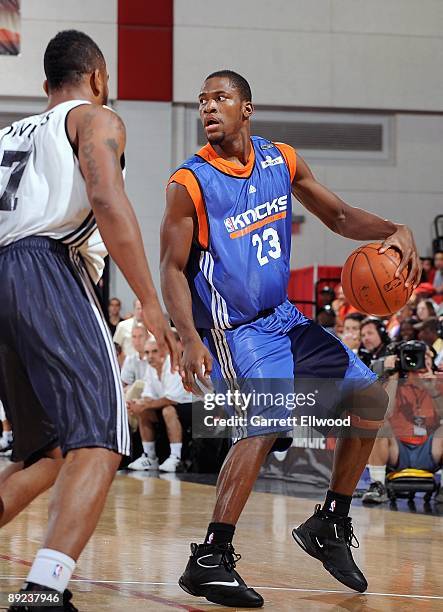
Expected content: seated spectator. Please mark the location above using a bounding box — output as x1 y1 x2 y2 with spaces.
121 324 149 388
387 303 415 339
127 339 192 473
414 317 443 356
416 299 436 322
107 297 123 336
394 318 417 342
433 250 443 296
358 317 389 361
318 286 335 308
362 348 443 504
341 312 365 353
332 284 358 322
420 257 435 284
316 305 336 335
113 298 144 358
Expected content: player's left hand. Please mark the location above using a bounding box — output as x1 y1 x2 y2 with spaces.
379 225 421 289
181 337 213 394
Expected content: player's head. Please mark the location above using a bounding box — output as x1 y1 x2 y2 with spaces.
43 30 108 105
199 70 253 145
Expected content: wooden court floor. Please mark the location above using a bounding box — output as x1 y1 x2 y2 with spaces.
0 471 442 611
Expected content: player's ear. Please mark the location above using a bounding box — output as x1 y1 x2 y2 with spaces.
43 80 49 96
90 68 101 97
243 101 254 120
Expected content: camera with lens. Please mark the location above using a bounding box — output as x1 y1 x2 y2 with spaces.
369 340 427 377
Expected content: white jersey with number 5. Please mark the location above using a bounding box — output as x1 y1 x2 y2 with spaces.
0 99 114 282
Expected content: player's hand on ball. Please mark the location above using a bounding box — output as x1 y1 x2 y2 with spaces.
379 225 421 289
181 337 213 394
141 303 180 372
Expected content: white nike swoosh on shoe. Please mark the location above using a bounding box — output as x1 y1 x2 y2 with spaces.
197 554 219 569
201 580 240 587
315 537 324 548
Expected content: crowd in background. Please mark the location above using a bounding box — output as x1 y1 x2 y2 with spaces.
108 298 192 474
86 251 443 502
315 250 443 365
2 252 439 496
315 250 443 505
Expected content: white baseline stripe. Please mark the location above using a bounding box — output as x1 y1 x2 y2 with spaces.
1 576 441 600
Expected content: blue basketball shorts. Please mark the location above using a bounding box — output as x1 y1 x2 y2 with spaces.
201 299 377 440
0 236 130 456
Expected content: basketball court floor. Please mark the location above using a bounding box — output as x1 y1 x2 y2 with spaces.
0 470 442 611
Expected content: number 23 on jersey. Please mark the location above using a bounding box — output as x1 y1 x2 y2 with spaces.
252 228 282 266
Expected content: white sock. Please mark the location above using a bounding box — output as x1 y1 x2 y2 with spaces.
2 431 12 443
170 442 182 459
27 548 75 593
368 465 386 484
142 441 156 458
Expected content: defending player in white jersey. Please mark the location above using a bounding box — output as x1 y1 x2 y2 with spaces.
0 30 178 612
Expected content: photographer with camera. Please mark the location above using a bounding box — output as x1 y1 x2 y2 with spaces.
362 343 443 504
358 318 390 367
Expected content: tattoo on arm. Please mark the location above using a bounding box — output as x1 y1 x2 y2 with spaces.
105 137 121 178
79 108 125 188
80 110 100 187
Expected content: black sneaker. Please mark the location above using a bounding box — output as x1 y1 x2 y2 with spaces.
7 582 77 611
179 542 264 608
292 504 367 593
362 481 388 505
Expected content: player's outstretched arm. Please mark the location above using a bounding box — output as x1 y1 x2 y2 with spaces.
71 104 178 369
292 154 421 288
160 183 212 391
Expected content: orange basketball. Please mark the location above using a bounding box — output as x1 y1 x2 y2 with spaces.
341 242 413 316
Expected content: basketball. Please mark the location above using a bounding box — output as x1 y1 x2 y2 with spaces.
341 242 413 316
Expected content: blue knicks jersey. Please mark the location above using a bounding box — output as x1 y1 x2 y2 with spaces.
170 136 302 330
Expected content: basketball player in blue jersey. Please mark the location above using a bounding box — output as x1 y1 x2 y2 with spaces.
0 31 178 612
161 70 421 608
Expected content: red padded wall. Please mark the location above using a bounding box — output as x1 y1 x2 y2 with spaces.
118 0 173 101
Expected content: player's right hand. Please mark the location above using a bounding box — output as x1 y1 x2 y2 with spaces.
141 304 180 372
181 338 213 394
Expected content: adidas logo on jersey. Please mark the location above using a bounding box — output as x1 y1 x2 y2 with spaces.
260 155 284 169
224 195 287 233
248 185 256 194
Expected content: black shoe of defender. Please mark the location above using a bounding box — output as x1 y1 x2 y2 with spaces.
179 542 264 608
292 504 368 593
7 582 78 611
